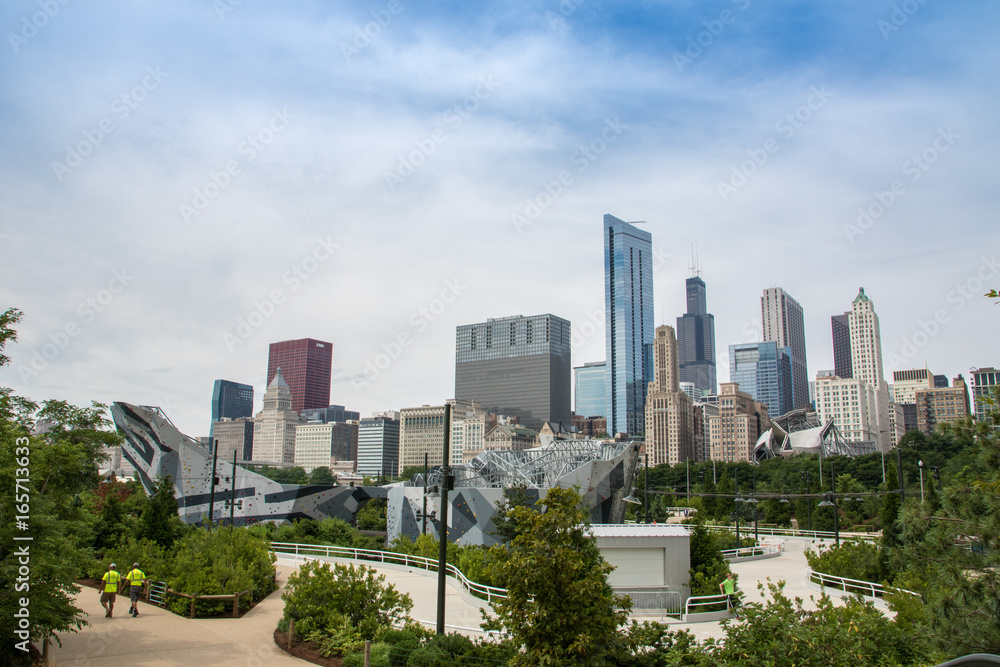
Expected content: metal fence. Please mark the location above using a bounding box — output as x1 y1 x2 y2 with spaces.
721 543 782 560
147 580 167 606
805 567 918 601
270 541 509 604
617 589 683 619
684 593 732 616
705 524 878 543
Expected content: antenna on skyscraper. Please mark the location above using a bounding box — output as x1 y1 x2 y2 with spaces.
689 244 702 278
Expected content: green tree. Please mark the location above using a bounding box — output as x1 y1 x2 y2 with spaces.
308 466 337 485
483 486 630 666
687 523 732 597
894 391 1000 656
490 482 537 543
881 460 901 550
139 475 183 547
0 311 122 657
355 498 386 531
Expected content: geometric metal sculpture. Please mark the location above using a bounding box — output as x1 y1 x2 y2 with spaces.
110 402 386 527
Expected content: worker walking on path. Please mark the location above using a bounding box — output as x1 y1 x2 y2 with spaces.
100 564 121 618
719 572 742 620
125 563 147 617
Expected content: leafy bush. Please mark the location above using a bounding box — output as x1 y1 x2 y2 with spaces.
342 641 392 667
90 537 170 581
381 628 423 666
167 527 276 615
804 538 884 584
282 561 413 640
305 612 365 657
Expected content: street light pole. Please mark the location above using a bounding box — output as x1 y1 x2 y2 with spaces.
918 460 924 504
643 452 649 524
436 404 452 636
832 461 839 546
734 468 740 548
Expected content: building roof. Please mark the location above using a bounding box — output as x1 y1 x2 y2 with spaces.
853 287 869 304
590 523 690 538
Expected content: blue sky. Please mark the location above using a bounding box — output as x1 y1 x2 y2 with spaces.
2 0 998 437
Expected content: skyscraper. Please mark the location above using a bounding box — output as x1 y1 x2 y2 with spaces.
209 379 254 444
971 367 999 421
761 287 809 411
645 325 694 466
266 338 333 413
847 288 891 450
357 416 400 477
604 214 654 436
831 313 852 379
454 314 571 431
252 368 305 463
677 270 717 396
728 341 794 419
574 362 606 418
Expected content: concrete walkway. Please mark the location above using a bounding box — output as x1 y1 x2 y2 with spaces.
51 537 845 662
52 557 490 665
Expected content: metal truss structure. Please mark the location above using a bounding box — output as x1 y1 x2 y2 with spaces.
754 414 879 462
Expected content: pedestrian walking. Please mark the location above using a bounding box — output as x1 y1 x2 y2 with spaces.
100 563 121 618
719 572 742 620
125 562 146 617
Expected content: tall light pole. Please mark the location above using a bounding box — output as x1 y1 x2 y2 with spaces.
643 452 649 524
436 404 452 636
918 459 925 504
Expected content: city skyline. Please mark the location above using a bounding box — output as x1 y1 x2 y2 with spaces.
1 2 998 439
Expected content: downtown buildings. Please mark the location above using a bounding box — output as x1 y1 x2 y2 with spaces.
728 341 794 419
644 325 694 466
604 214 655 436
676 269 717 397
267 338 333 413
761 288 809 410
454 314 571 431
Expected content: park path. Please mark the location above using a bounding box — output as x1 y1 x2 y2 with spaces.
52 537 843 662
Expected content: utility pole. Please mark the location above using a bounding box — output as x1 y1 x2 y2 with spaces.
229 449 238 526
422 453 428 535
208 440 219 527
436 404 452 635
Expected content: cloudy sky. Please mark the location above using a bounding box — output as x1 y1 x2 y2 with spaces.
2 0 998 438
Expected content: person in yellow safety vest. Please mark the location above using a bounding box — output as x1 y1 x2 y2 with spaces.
125 563 147 617
101 563 121 618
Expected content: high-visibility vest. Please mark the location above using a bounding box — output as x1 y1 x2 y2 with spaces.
126 569 146 587
103 570 121 593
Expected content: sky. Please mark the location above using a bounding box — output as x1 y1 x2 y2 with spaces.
1 0 998 439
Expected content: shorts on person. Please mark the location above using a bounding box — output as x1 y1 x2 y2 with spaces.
130 587 142 603
101 591 116 605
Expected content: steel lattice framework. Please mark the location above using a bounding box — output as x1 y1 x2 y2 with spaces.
754 414 879 462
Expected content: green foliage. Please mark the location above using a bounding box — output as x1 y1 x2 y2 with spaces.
251 465 309 484
91 537 170 581
881 460 902 550
282 561 413 640
304 612 365 657
711 582 938 667
167 527 276 615
308 466 337 485
893 390 1000 656
398 465 427 482
483 486 630 666
489 481 536 543
804 538 884 584
140 475 183 548
687 524 732 597
356 498 387 531
272 516 357 546
342 641 392 667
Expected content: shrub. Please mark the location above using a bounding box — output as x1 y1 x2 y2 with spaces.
804 538 884 584
282 561 413 640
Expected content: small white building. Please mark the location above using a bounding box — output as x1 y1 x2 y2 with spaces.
591 523 691 601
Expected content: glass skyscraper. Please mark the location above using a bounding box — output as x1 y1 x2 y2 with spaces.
604 214 654 436
574 362 606 418
728 341 793 419
209 379 254 443
676 275 717 396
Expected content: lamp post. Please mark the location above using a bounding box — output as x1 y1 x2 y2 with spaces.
749 468 759 543
644 452 649 524
817 461 839 546
734 468 740 547
800 470 812 531
918 460 924 504
436 404 452 635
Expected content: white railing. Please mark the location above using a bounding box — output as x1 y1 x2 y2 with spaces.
617 589 683 618
270 541 509 604
684 593 732 616
805 567 918 602
721 543 782 559
705 524 878 543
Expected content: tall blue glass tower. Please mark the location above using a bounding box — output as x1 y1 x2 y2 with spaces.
604 214 654 436
209 379 254 444
728 342 793 418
